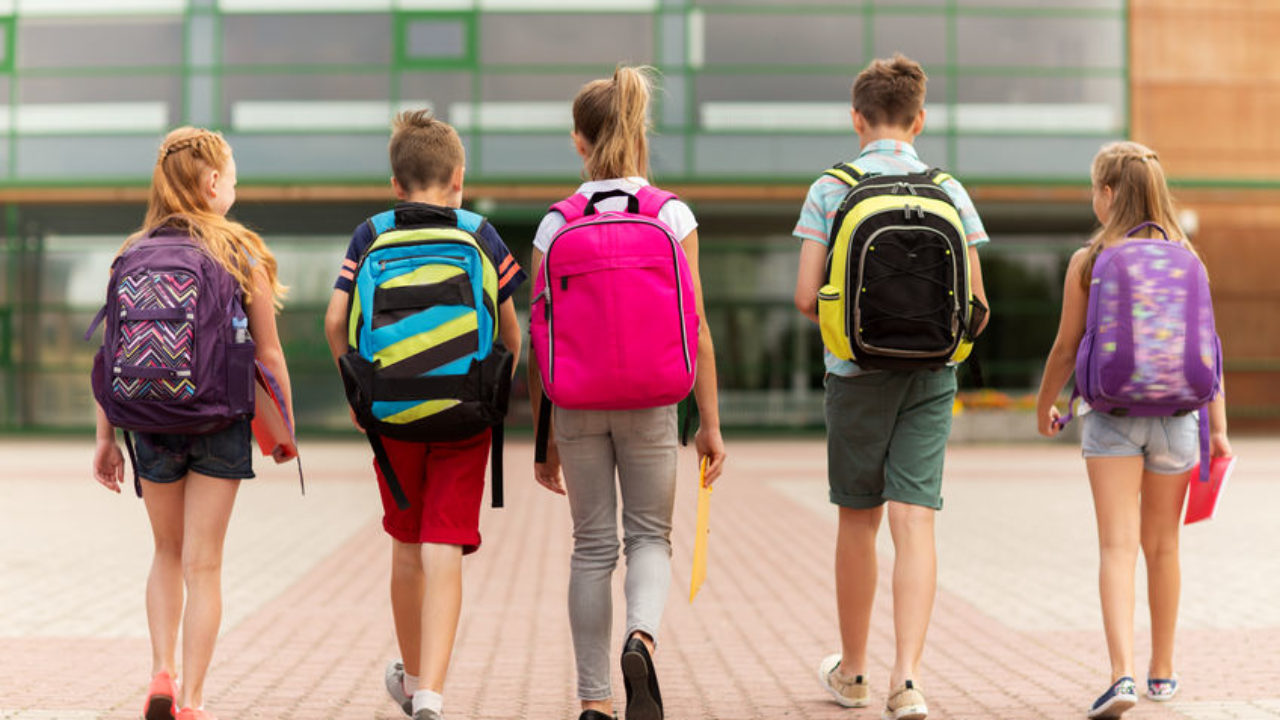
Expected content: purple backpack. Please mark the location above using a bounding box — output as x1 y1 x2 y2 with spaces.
1066 222 1221 479
88 227 256 449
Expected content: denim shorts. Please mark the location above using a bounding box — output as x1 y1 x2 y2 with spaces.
133 419 255 483
1080 411 1198 474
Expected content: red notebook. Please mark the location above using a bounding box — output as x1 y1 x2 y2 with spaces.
1184 455 1237 525
250 361 297 463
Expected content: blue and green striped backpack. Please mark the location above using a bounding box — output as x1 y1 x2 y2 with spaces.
339 205 513 509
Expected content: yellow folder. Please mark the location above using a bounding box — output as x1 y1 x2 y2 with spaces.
689 457 712 603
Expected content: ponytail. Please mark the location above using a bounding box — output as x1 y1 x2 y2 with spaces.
1080 141 1192 290
572 64 653 180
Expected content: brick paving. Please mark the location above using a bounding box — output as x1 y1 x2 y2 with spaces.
1 435 1277 720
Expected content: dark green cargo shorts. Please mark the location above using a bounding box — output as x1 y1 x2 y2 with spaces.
824 367 957 510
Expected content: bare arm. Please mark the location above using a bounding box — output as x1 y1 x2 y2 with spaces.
497 297 521 372
1209 376 1232 458
247 265 294 429
794 239 826 324
92 403 125 493
1035 248 1090 436
527 247 565 495
681 229 727 484
323 288 350 365
968 244 990 335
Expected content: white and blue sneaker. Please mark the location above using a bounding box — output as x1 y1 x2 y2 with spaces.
1088 676 1137 719
1146 674 1179 701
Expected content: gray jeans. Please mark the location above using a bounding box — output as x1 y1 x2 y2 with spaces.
555 404 678 701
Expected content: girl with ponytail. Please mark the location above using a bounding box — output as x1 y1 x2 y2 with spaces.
527 66 727 720
92 127 294 720
1036 141 1230 718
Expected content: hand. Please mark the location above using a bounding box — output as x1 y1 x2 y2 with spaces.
1210 431 1232 459
695 424 726 486
1038 406 1062 437
348 407 366 434
93 439 125 493
534 439 565 495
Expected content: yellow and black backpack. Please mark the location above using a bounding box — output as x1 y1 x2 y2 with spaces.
817 162 986 371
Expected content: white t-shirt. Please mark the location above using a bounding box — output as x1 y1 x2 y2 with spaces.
532 177 698 253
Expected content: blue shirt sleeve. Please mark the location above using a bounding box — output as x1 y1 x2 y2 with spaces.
477 220 527 304
333 220 374 294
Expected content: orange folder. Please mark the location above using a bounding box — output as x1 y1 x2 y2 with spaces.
250 360 297 463
1184 455 1236 525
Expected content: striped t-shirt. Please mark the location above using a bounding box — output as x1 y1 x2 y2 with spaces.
793 139 989 376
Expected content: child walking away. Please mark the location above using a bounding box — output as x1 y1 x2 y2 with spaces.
528 65 727 720
1036 141 1231 719
793 54 990 720
90 127 295 720
323 109 524 720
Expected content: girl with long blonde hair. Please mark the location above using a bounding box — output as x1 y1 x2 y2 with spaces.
1036 141 1230 719
92 127 294 720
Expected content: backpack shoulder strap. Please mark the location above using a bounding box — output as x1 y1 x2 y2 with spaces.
550 193 591 224
823 162 867 187
454 207 484 233
366 209 397 239
927 167 954 186
634 185 677 218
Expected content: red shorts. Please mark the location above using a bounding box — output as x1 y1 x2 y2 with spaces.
374 429 491 553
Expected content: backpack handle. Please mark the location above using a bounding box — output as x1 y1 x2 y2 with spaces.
584 189 639 216
1125 221 1170 240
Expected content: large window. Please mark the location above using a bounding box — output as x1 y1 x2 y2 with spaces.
0 1 1125 185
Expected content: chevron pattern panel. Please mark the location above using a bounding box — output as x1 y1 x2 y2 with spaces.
111 271 198 401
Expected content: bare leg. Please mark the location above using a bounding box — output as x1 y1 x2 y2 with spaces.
418 542 463 693
1141 468 1189 680
835 505 884 678
178 472 240 709
141 479 187 679
1086 456 1144 682
390 540 426 678
886 501 936 689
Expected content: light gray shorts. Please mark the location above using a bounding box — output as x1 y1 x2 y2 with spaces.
1080 411 1198 475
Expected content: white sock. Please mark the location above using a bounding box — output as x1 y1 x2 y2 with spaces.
412 690 443 716
403 671 420 696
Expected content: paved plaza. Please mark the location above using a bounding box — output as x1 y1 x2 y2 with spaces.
1 433 1277 720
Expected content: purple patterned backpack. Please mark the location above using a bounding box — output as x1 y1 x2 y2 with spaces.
1065 222 1222 479
88 227 256 441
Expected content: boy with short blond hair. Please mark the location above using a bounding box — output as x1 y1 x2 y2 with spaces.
323 109 525 720
793 54 990 720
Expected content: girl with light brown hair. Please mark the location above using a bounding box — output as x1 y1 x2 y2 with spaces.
92 127 294 720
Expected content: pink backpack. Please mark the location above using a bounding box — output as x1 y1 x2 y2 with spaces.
531 186 699 419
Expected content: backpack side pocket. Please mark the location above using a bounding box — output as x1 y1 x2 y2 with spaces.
818 284 853 360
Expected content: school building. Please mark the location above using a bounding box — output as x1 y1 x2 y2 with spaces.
0 0 1274 433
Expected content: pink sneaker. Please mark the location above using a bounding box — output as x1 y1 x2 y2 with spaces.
176 708 218 720
143 671 178 720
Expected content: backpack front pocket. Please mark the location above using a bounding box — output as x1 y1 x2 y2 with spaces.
112 270 197 402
